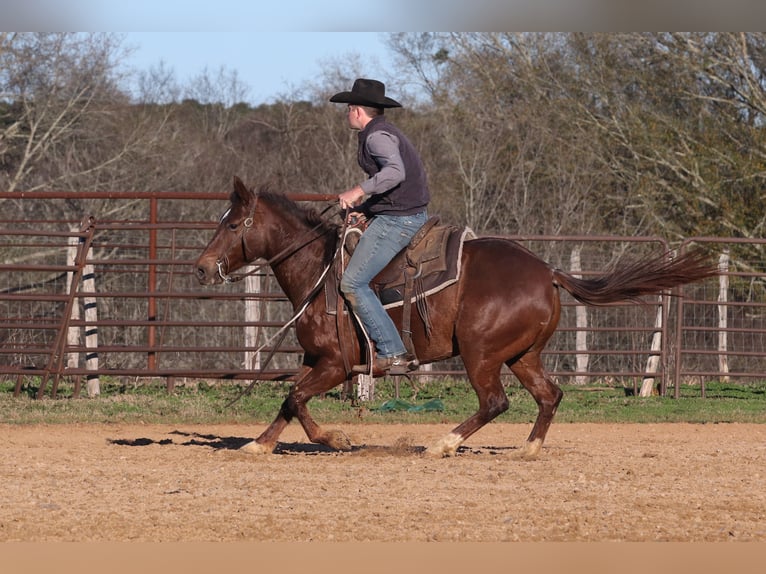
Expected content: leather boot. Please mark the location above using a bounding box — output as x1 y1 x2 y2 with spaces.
351 353 419 376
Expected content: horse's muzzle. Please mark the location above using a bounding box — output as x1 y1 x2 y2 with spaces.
195 261 222 285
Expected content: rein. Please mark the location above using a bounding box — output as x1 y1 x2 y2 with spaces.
221 202 352 407
215 200 337 284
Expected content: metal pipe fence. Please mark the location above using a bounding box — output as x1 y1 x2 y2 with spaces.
1 191 763 398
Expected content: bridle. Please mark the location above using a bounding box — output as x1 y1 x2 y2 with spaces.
214 191 260 284
211 192 353 407
213 191 343 285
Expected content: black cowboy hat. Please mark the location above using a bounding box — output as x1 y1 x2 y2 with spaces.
329 78 402 108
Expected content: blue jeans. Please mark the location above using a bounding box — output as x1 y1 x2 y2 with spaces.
341 211 428 358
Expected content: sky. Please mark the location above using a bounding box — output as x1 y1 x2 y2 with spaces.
3 0 765 106
121 32 395 105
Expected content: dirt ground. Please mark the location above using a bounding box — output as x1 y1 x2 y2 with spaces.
1 422 765 542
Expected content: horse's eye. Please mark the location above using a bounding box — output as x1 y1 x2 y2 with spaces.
228 222 238 231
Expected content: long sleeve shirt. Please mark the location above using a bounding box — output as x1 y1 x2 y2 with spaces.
356 116 429 216
359 130 406 195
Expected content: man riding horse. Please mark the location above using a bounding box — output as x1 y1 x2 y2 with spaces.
332 78 429 376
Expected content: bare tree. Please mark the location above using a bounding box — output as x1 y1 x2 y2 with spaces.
184 65 251 140
0 33 127 192
385 33 622 237
386 32 766 244
556 33 766 241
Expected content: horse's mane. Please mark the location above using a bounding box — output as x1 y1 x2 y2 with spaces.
229 183 339 234
262 186 338 234
245 184 340 264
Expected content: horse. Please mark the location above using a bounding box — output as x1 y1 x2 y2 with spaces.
195 176 718 458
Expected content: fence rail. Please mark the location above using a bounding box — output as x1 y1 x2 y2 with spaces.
1 191 764 399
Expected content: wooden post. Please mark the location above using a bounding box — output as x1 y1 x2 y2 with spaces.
640 295 663 397
357 373 375 402
717 249 730 382
571 247 589 384
66 225 100 397
41 217 95 399
66 235 81 373
245 267 262 371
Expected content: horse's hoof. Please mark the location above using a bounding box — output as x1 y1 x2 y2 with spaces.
511 439 543 461
424 432 462 458
239 440 273 455
324 429 352 451
424 446 448 458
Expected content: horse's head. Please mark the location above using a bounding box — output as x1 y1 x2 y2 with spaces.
195 176 261 285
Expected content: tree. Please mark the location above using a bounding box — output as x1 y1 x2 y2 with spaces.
0 33 127 193
386 32 766 245
385 33 624 239
557 33 766 241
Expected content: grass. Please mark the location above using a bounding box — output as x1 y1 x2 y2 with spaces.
1 376 766 425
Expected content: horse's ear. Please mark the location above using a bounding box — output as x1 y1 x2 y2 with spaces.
232 176 252 206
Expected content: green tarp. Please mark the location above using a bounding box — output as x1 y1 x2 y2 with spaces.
373 398 445 412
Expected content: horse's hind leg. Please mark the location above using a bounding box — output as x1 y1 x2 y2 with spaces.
426 357 509 458
241 362 351 455
509 351 563 460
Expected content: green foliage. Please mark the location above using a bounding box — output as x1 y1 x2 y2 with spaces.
2 377 766 426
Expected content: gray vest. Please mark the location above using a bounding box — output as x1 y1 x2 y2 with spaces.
357 116 430 216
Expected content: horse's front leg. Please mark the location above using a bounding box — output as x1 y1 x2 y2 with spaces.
240 363 351 455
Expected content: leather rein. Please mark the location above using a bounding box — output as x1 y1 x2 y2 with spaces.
214 192 346 282
215 195 351 407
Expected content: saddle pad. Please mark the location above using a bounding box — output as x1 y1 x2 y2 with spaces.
326 223 476 315
374 226 476 309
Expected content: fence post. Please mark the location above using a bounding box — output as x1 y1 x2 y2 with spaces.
245 267 262 371
66 227 101 397
39 217 96 398
357 373 375 401
640 295 663 397
66 234 81 389
147 197 158 370
571 246 589 384
717 249 730 384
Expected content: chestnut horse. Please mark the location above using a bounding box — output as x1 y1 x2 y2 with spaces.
195 177 717 458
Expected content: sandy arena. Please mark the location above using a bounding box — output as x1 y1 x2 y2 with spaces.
2 422 765 542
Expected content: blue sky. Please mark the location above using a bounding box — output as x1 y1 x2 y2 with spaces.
4 0 763 106
122 32 395 105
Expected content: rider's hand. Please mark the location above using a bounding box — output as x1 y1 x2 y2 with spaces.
338 187 365 210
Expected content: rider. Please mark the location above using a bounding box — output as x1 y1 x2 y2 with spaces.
331 78 430 375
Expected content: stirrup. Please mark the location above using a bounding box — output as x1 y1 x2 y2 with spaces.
351 353 419 376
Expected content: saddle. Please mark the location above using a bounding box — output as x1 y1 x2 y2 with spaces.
329 215 475 362
371 216 473 309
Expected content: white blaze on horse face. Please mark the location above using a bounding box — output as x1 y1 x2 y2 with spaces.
219 207 232 224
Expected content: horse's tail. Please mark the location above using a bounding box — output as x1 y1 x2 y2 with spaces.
552 248 718 306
